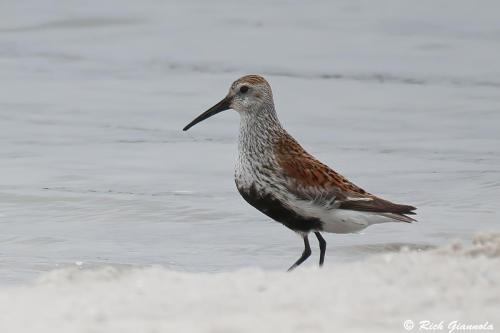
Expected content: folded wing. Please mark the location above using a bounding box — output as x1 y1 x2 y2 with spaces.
274 134 417 222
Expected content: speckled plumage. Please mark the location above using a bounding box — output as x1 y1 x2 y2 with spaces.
184 74 416 270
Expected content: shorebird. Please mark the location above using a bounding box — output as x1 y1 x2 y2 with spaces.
183 75 416 271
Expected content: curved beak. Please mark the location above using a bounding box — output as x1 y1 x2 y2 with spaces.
183 96 231 131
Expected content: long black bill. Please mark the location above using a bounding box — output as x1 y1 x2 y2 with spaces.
183 97 231 131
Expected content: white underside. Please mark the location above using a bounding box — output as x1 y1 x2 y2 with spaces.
291 198 402 234
320 209 399 234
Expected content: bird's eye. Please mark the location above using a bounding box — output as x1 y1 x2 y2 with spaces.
239 85 249 93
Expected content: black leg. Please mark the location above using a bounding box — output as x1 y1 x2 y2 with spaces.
314 232 327 267
287 235 311 271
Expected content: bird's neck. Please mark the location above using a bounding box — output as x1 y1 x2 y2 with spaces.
238 105 284 157
235 105 284 187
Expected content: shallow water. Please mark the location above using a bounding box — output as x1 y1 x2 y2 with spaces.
1 0 500 284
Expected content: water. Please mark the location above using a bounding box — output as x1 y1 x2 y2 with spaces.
1 0 500 285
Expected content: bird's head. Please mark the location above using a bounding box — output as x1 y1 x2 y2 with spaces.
183 75 274 131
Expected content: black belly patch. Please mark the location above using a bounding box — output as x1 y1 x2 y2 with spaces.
237 184 323 232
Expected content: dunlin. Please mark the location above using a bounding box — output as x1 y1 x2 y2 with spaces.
183 75 416 271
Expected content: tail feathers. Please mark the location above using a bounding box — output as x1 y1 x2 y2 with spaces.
339 196 417 223
381 212 417 223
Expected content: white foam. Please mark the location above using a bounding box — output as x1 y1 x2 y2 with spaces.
0 233 498 333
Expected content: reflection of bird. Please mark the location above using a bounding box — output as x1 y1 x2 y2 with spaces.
183 75 416 271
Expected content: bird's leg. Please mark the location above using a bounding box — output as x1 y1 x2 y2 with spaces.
314 232 327 267
287 235 311 271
